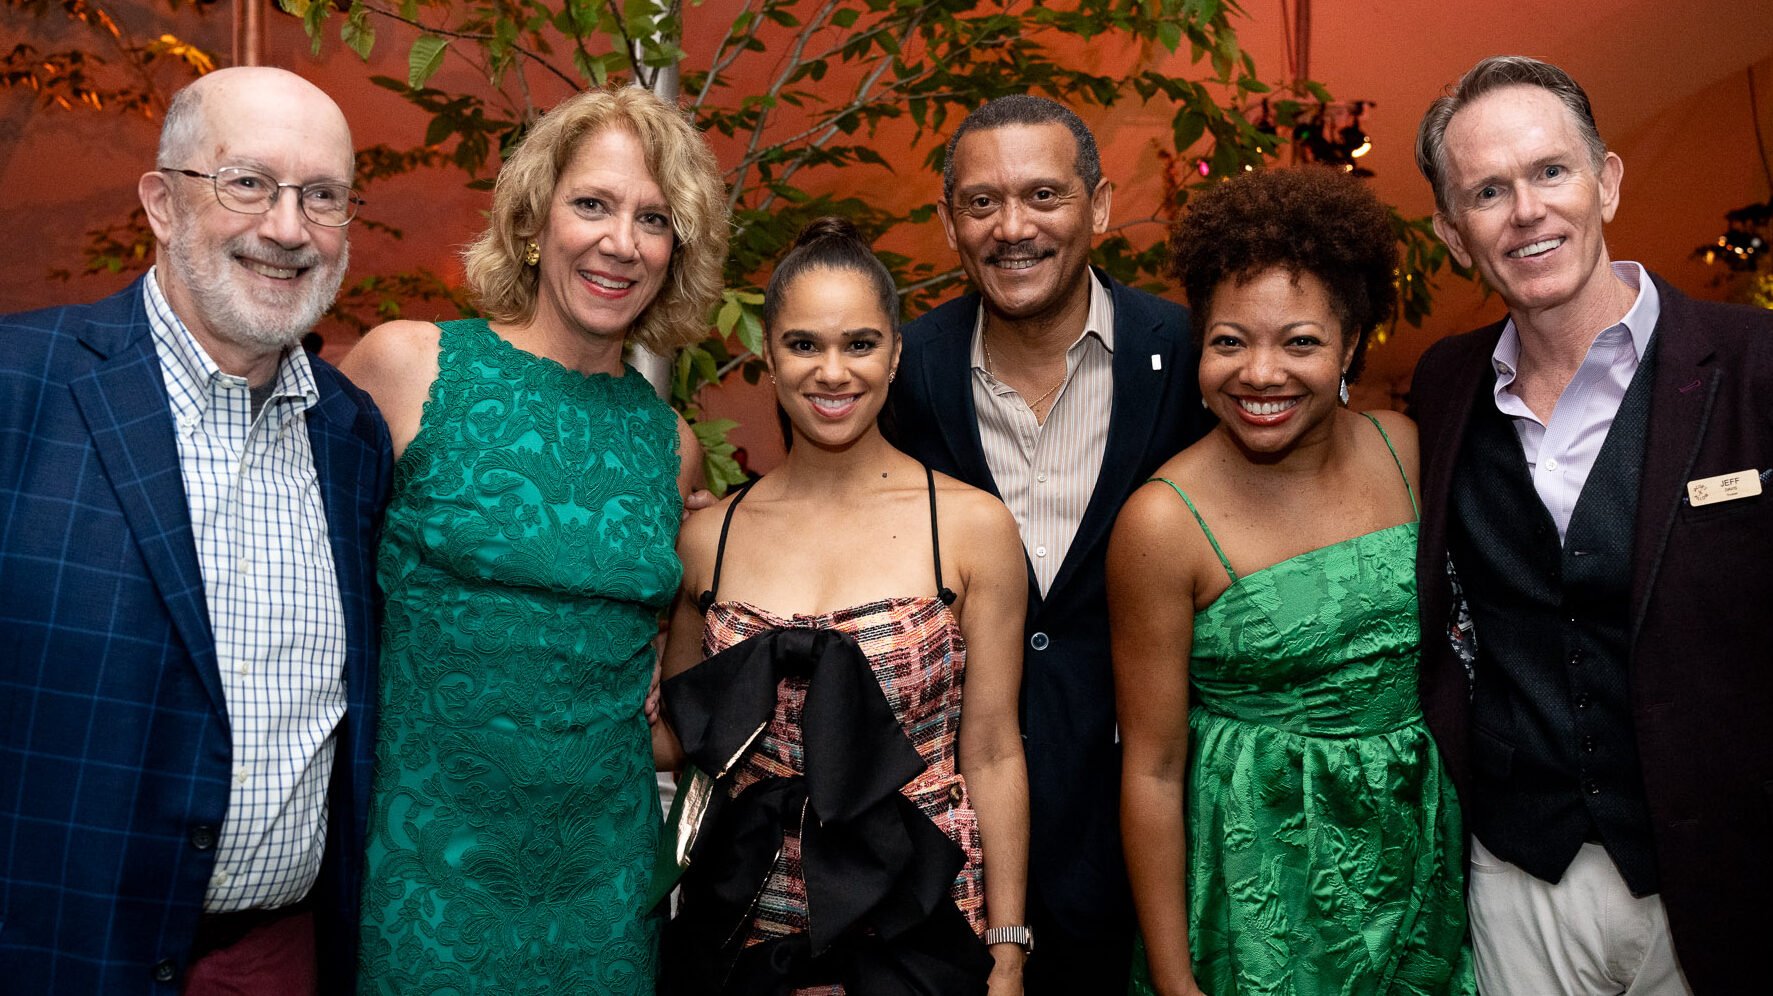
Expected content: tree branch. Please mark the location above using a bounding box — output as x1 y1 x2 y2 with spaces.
725 0 843 212
357 0 580 90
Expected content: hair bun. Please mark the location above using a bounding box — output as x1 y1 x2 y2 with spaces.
791 215 866 251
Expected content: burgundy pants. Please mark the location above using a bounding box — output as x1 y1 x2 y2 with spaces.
182 903 317 996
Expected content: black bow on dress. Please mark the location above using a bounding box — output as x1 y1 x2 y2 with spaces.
661 626 992 995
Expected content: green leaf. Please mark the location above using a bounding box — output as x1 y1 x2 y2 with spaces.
341 5 376 61
735 308 763 356
833 8 859 28
408 36 448 90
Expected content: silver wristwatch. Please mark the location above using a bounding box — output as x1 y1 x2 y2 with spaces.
983 924 1034 954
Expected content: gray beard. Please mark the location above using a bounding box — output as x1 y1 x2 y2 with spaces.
165 217 348 352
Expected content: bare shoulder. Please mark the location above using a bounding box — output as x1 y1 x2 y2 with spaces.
341 320 441 378
931 471 1019 545
339 320 440 405
1357 407 1420 476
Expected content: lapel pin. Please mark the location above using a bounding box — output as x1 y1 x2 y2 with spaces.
1150 354 1162 371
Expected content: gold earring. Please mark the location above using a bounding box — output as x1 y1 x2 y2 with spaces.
523 241 540 266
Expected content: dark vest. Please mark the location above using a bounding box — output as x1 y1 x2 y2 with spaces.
1446 344 1659 895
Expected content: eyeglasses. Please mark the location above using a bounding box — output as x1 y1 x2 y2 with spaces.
159 166 364 228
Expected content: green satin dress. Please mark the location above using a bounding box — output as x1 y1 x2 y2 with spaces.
1130 415 1474 996
358 319 681 994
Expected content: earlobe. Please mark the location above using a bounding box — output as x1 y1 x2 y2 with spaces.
1599 152 1624 223
1431 212 1472 268
137 171 178 244
1090 179 1113 235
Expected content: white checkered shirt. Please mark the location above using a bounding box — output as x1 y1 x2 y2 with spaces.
144 270 347 913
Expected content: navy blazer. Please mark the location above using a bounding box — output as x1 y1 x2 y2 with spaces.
0 278 392 993
886 271 1211 936
1410 273 1773 995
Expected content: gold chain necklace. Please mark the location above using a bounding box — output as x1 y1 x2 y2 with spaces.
984 336 1065 412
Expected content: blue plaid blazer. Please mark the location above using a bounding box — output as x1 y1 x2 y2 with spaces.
0 278 392 993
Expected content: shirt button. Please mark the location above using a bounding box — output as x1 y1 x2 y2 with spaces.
1582 735 1597 753
178 414 199 436
1035 545 1048 558
237 556 252 575
1029 632 1050 651
1585 781 1600 796
1544 458 1560 472
211 869 231 887
234 765 249 785
1036 472 1048 483
1568 649 1583 668
236 661 249 676
1574 692 1589 710
189 825 216 851
152 959 177 983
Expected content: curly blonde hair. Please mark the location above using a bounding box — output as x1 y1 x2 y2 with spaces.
462 85 729 354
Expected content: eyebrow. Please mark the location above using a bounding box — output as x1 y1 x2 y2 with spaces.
561 182 672 212
780 327 886 338
222 157 351 186
954 177 1071 198
1208 320 1327 334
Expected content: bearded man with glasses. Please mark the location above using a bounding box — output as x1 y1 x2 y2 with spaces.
0 66 392 995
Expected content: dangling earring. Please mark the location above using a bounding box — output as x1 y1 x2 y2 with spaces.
523 241 540 266
1200 396 1210 410
1338 373 1350 406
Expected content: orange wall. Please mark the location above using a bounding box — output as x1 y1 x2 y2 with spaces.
5 2 1771 472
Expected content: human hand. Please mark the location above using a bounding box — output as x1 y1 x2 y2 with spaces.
645 654 663 726
683 488 717 515
986 945 1024 996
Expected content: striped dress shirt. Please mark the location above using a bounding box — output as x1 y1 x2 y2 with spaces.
970 272 1116 596
144 270 347 913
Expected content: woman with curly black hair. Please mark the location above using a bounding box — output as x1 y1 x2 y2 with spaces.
1110 167 1475 996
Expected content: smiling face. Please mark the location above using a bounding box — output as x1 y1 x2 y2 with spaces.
766 266 900 452
532 126 675 345
938 122 1110 325
1199 267 1355 455
1431 85 1624 330
143 69 353 357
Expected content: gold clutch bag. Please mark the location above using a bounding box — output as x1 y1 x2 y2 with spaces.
647 720 768 910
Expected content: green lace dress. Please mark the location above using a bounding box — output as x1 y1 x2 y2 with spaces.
358 319 682 994
1130 415 1474 996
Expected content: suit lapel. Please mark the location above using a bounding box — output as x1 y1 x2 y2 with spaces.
1419 324 1502 564
921 299 1001 500
1045 280 1169 600
1630 278 1717 638
68 296 227 717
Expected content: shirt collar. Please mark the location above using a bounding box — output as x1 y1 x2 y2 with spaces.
1489 260 1658 387
144 265 320 417
969 269 1115 370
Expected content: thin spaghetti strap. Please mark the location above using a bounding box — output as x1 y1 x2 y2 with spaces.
925 465 957 605
1361 412 1419 518
1148 477 1238 583
697 480 756 611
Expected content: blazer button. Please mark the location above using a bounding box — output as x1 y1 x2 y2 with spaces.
152 959 177 983
948 783 965 805
189 826 217 851
1029 632 1050 651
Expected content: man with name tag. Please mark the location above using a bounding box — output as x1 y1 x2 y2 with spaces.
1408 55 1773 995
884 94 1214 993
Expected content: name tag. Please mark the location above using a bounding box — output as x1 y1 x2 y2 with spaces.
1686 469 1763 507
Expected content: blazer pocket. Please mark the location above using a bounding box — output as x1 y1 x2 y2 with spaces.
1471 726 1514 781
1677 472 1768 524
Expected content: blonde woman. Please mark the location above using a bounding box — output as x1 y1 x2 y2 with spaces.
343 86 727 993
